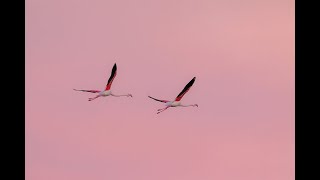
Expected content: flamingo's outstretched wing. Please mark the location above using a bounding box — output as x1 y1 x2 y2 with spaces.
73 89 100 93
148 96 170 103
175 77 196 101
105 63 117 90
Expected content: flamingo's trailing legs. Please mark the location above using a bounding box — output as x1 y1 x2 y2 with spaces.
148 77 198 114
74 63 132 101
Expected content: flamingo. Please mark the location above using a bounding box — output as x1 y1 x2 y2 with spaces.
74 63 133 101
148 77 198 114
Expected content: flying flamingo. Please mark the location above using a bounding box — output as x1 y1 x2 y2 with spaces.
74 63 132 101
148 77 198 114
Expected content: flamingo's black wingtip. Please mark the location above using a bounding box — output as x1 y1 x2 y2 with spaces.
112 63 117 71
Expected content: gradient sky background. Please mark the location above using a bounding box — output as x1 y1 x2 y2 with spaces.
26 0 294 179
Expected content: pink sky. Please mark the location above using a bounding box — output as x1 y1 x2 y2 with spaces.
26 0 294 179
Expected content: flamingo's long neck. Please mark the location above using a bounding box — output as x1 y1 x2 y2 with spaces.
113 94 128 97
111 93 132 97
180 104 197 107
